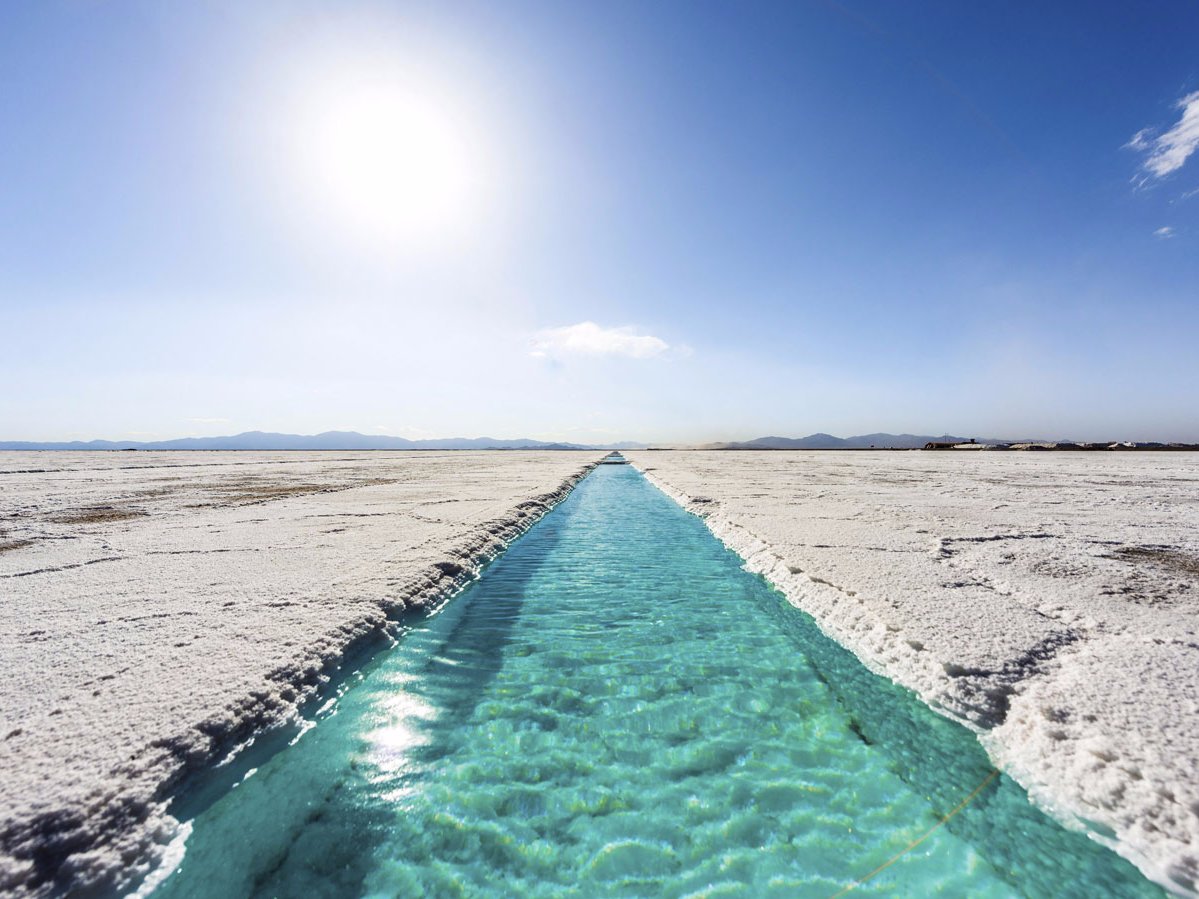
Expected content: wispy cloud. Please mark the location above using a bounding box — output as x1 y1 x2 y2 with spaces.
1154 226 1174 239
1128 90 1199 180
530 321 670 360
185 417 231 424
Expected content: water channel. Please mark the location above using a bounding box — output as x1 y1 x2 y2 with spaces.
150 463 1160 898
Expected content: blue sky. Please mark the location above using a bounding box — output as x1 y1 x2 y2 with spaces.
3 1 1197 443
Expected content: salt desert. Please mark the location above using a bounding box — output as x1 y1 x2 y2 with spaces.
629 450 1199 894
0 451 598 895
2 449 1195 895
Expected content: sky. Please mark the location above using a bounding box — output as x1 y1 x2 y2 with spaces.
2 1 1198 444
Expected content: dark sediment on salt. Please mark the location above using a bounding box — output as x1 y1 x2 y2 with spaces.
0 451 599 897
631 450 1199 896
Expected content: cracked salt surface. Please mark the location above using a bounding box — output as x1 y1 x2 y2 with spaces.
628 450 1199 896
0 450 599 897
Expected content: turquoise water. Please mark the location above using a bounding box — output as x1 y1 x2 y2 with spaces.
151 464 1161 898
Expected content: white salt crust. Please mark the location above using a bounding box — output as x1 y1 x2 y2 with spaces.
628 450 1199 897
0 451 600 897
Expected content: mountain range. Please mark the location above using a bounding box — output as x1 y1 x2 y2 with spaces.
706 433 1001 450
0 430 1044 452
0 430 649 452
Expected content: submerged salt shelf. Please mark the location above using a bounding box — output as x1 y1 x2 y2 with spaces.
627 450 1199 895
0 451 599 897
149 463 1159 898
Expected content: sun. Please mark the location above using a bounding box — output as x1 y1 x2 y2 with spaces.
296 68 482 250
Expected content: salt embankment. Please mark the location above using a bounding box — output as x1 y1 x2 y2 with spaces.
627 450 1199 896
0 450 599 897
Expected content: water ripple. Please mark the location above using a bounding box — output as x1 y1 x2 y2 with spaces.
154 465 1161 898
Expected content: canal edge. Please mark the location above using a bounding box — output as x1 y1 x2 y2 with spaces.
18 455 604 899
626 460 1188 897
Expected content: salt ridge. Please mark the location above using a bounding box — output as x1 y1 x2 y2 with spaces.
629 450 1198 897
0 451 600 897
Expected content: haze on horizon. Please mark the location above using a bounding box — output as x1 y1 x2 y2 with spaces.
3 1 1197 445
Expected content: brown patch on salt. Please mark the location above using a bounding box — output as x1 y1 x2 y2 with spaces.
53 507 149 525
1111 546 1199 578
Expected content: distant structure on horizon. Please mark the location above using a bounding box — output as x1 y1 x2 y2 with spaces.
705 433 1199 452
921 440 1199 452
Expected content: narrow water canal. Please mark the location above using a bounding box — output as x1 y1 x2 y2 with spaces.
151 464 1160 898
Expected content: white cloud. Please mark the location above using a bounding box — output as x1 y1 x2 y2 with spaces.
185 417 231 423
1126 128 1151 152
1154 226 1174 239
1129 90 1199 179
530 321 670 360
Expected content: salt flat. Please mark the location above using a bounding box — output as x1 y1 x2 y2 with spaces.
0 450 598 897
628 450 1199 896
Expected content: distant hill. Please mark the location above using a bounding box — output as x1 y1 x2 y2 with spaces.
0 430 650 452
710 433 999 450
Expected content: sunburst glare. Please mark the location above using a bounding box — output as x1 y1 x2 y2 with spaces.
288 55 488 252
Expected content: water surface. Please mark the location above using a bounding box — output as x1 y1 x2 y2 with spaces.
152 464 1160 898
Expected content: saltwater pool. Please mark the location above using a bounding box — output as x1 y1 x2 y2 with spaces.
150 463 1160 897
